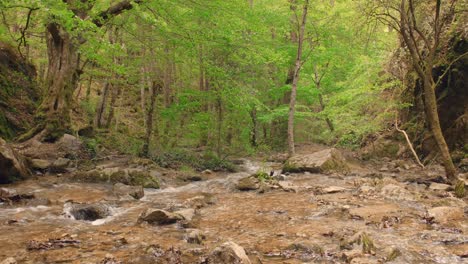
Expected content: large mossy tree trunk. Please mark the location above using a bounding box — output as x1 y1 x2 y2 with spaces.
36 22 80 141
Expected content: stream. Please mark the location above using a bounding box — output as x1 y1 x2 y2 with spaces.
0 159 466 263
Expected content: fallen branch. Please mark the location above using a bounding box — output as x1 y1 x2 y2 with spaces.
395 118 425 168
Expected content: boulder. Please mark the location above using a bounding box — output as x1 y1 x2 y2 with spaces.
50 157 71 172
0 138 31 183
207 241 251 264
138 209 184 225
283 148 349 174
427 206 464 224
57 134 83 154
30 159 51 170
113 183 144 199
65 202 110 221
236 177 259 191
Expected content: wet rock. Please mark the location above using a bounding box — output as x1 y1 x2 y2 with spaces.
322 186 347 194
30 159 51 170
236 177 259 191
113 183 144 199
175 208 195 221
50 157 71 172
0 257 16 264
65 203 110 221
0 138 31 183
272 174 287 181
427 206 464 224
138 209 183 225
277 181 299 192
287 241 324 255
429 182 451 191
207 241 251 264
283 148 349 174
0 188 16 198
185 229 205 244
380 184 414 201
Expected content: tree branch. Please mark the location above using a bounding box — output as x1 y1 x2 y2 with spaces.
93 0 143 27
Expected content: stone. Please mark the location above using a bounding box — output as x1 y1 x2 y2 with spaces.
51 158 71 172
202 169 213 175
429 183 451 191
0 188 17 198
65 203 110 221
0 138 31 183
322 186 347 194
175 208 195 221
185 229 205 244
30 159 51 170
0 257 17 264
113 183 144 199
207 241 251 264
277 181 299 192
236 177 258 191
287 241 324 255
138 209 183 225
283 148 350 174
272 174 287 181
427 206 464 224
57 134 82 153
380 184 414 201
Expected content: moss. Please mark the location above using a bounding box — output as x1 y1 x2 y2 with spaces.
361 233 376 254
252 171 271 181
454 180 465 198
128 170 159 188
386 248 401 262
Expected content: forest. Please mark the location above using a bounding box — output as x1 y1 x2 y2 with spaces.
0 0 467 263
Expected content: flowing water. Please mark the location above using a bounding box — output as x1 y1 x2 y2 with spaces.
0 159 466 263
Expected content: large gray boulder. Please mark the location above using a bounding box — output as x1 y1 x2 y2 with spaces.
0 138 30 183
283 148 349 174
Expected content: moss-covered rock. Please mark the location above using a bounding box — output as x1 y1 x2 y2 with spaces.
72 167 160 188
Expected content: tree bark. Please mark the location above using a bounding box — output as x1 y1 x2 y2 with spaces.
36 22 80 141
94 82 110 128
287 0 309 157
142 82 159 157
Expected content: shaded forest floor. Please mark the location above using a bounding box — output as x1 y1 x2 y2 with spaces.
0 146 467 264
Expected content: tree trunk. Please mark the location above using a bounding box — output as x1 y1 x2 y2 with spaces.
142 82 159 157
287 0 309 157
250 106 258 147
36 22 80 141
318 93 334 132
423 75 457 181
94 82 110 128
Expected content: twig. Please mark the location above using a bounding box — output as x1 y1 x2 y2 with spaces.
395 117 425 168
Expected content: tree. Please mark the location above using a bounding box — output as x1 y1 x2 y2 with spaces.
287 0 309 156
24 0 142 141
366 0 460 183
